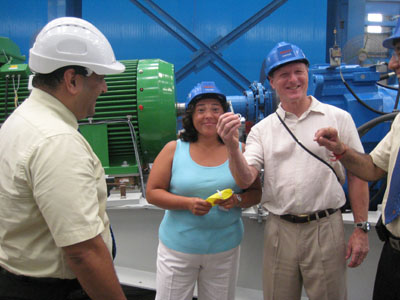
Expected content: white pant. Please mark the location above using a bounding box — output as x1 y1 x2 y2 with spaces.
155 240 240 300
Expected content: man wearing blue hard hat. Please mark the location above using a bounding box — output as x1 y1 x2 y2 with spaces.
315 18 400 300
217 41 369 300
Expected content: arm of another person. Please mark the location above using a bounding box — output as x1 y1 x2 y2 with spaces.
345 172 370 268
217 113 259 188
146 141 212 216
216 143 262 209
63 235 126 300
314 127 386 181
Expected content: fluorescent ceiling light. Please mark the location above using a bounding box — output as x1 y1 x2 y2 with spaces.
367 25 382 33
368 13 383 22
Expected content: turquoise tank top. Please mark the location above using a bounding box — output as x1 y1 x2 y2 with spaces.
158 140 243 254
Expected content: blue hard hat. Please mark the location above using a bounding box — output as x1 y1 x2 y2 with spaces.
185 81 226 108
265 42 309 77
383 18 400 49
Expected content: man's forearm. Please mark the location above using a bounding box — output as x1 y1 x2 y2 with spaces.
347 173 369 223
340 146 386 182
64 235 126 300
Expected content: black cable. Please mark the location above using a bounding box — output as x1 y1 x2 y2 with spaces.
356 112 398 206
275 112 340 183
376 81 398 91
395 82 400 110
339 68 386 115
357 112 399 137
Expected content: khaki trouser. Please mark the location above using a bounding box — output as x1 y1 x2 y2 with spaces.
263 210 347 300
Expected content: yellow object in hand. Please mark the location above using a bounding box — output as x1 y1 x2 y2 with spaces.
206 189 233 206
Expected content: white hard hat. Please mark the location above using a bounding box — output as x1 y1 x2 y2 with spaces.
29 17 125 75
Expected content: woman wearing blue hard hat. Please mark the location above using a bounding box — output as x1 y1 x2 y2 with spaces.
146 81 261 300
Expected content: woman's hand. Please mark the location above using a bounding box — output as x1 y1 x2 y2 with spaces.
188 198 212 216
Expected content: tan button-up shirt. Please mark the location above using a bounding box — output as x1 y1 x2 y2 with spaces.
371 113 400 237
0 88 111 279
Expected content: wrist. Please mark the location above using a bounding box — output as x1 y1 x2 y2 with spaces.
354 221 371 233
235 194 243 208
332 144 347 161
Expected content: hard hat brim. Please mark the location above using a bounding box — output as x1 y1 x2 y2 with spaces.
383 37 396 49
29 50 126 75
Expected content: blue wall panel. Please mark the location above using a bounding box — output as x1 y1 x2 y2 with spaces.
0 0 328 101
0 0 48 58
82 0 327 101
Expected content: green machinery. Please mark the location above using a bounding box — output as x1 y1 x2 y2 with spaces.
0 37 177 196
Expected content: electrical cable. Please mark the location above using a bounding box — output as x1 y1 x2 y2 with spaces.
376 81 398 91
394 81 400 111
357 112 398 137
357 111 398 207
339 67 386 115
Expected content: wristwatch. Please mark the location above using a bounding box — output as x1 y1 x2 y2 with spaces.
354 221 371 233
236 194 243 207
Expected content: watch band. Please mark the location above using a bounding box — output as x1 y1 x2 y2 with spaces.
354 221 371 233
236 194 243 207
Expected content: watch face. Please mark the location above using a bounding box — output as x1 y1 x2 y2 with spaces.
356 222 371 232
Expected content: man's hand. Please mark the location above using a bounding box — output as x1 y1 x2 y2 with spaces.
346 229 369 268
217 112 241 151
214 195 237 210
314 127 346 154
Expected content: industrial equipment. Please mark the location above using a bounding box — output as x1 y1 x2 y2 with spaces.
0 38 177 200
1 37 399 205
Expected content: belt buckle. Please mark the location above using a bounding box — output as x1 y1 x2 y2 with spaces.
297 214 311 222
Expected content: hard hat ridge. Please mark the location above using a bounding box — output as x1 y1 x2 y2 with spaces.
186 81 227 108
265 41 309 78
29 17 125 75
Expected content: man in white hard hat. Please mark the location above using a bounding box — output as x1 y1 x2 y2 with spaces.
0 17 127 300
315 18 400 300
217 42 369 300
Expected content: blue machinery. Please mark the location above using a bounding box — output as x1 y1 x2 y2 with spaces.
222 64 398 154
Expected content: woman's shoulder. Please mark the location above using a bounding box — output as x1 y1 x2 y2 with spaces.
163 140 178 153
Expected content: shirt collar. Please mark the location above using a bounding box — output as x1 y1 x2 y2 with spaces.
276 96 325 121
29 88 79 130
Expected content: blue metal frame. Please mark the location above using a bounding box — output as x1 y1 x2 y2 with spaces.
129 0 288 92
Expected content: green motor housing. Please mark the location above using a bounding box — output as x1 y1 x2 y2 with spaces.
0 58 177 177
80 59 177 176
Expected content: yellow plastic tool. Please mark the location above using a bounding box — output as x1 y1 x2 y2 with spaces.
206 188 233 206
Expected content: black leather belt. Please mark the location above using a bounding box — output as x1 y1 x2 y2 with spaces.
0 264 79 285
280 208 338 223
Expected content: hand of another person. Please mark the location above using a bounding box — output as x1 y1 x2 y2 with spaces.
188 198 212 216
214 195 237 210
216 112 241 151
314 127 346 154
389 53 400 79
346 229 369 268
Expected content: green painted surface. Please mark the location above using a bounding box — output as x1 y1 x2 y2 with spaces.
137 59 177 163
